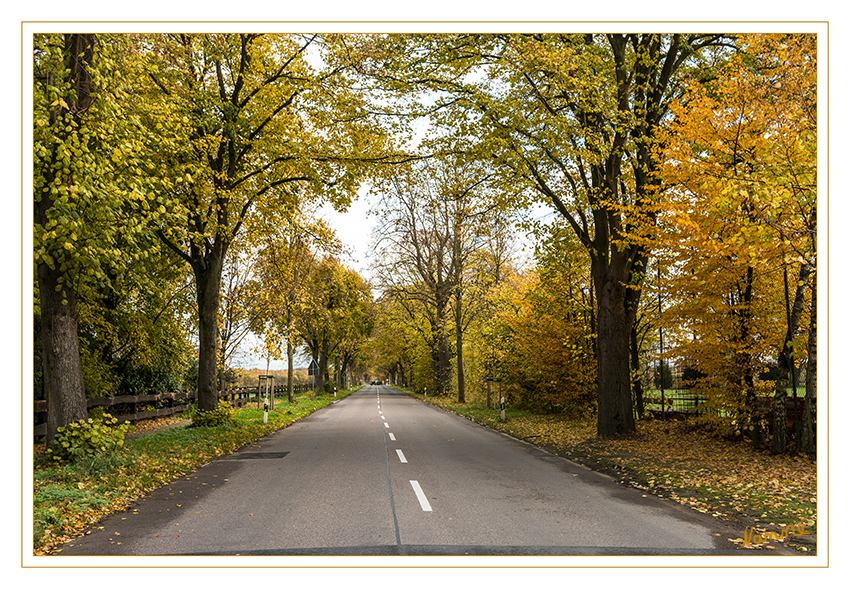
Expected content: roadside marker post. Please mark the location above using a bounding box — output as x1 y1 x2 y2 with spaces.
500 396 506 422
263 397 269 423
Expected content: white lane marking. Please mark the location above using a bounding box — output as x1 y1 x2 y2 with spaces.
410 480 432 511
396 449 408 463
388 433 396 441
384 422 390 428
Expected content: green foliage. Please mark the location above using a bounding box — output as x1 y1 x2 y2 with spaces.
47 414 130 462
33 34 159 295
189 400 236 428
87 405 107 421
34 393 342 554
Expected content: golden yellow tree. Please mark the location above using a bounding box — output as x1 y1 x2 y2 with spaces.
659 34 816 450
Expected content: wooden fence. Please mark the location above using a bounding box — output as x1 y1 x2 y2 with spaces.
33 384 313 440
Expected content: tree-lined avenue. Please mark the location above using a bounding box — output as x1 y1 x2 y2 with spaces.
56 386 772 556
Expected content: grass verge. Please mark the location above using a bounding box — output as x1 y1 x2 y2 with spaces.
33 388 357 555
408 390 816 553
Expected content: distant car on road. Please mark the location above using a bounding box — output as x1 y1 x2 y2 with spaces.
371 380 383 385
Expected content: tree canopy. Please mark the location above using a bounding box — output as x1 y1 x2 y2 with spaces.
33 31 818 451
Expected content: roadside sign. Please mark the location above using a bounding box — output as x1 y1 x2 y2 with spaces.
308 359 319 376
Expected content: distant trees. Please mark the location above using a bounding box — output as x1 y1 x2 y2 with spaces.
344 32 739 435
135 33 389 411
217 245 260 390
482 265 597 414
252 219 320 401
298 256 372 393
371 159 509 401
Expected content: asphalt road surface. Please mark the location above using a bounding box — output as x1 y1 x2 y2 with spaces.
55 385 774 557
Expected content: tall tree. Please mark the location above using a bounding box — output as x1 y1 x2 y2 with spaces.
217 245 259 390
344 33 734 435
140 34 389 411
253 217 324 402
659 34 816 449
298 257 371 393
372 165 457 396
34 34 154 441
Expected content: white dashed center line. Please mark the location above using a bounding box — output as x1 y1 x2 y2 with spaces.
410 480 432 511
388 433 396 441
396 449 408 463
384 422 390 428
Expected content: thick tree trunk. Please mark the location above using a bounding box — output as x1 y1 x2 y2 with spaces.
193 249 225 412
35 33 96 443
595 276 636 437
434 292 451 396
38 262 88 444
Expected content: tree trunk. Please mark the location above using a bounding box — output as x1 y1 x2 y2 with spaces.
630 323 644 420
434 291 451 396
771 376 789 455
35 33 97 443
595 276 636 437
774 262 811 454
286 337 295 403
798 270 816 459
731 265 760 447
455 290 466 403
38 262 88 444
318 339 329 394
193 248 225 412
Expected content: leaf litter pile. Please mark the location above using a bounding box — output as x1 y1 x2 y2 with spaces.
420 394 816 552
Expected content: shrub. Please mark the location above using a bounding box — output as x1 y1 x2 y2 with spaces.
190 400 236 428
87 405 107 421
47 414 130 462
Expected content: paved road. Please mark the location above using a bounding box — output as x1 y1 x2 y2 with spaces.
56 385 770 556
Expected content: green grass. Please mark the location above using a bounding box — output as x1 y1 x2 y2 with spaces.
33 387 358 555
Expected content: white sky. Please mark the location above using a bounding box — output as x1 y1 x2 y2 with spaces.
318 186 380 278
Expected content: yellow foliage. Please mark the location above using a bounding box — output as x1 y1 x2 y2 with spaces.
485 268 596 414
655 34 816 436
